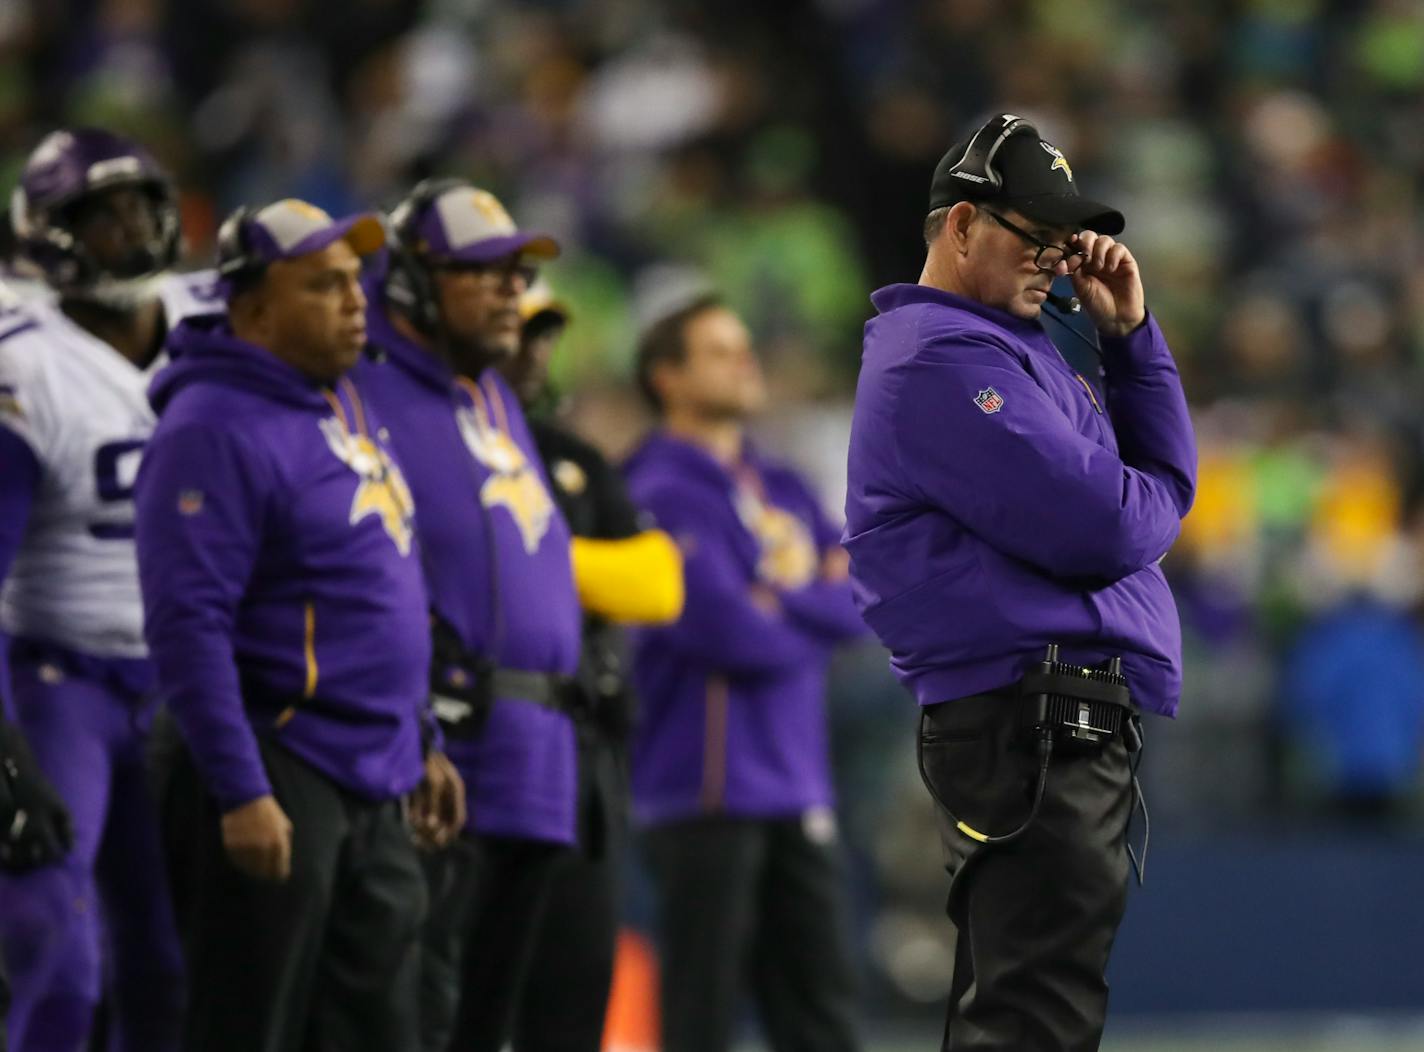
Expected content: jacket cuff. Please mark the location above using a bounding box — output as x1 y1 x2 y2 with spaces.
210 766 275 814
1098 310 1161 374
420 700 445 758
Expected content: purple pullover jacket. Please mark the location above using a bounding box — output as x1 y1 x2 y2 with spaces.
625 431 865 824
135 315 431 809
357 300 582 844
844 285 1197 716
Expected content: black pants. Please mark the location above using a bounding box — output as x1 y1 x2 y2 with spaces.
157 731 427 1052
644 815 861 1052
419 833 569 1052
514 734 626 1051
918 691 1136 1052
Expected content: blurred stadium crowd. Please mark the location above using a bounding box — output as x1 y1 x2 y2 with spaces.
3 0 1424 1016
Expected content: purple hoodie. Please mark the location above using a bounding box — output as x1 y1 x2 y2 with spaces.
624 431 865 825
844 285 1196 716
356 300 582 844
135 315 431 809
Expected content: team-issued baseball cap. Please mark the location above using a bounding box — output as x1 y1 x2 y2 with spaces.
929 117 1124 235
216 198 386 280
407 185 560 266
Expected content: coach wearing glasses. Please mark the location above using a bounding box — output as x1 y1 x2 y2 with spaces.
356 180 584 1051
844 114 1196 1050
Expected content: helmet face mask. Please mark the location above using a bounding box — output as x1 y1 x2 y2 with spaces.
11 129 181 304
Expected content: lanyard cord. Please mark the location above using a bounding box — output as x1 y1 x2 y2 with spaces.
321 377 372 439
451 373 506 666
1040 303 1107 414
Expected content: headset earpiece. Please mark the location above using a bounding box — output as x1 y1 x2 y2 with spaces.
215 205 257 279
384 176 472 336
383 245 439 336
947 113 1036 190
389 177 465 244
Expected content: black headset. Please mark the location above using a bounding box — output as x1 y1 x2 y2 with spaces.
944 112 1034 190
942 112 1086 319
215 204 262 280
384 176 471 336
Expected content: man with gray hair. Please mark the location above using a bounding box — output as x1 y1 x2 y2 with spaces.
845 113 1196 1049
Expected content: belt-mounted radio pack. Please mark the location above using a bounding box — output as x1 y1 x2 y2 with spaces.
1018 644 1133 754
429 609 576 739
943 646 1146 881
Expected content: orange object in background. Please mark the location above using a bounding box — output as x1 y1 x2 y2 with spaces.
602 928 660 1052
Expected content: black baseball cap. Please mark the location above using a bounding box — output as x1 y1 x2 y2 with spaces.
929 118 1125 235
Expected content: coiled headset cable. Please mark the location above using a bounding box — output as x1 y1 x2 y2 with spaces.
916 714 1055 847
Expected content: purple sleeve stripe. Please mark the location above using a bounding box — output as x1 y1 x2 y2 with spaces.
0 321 38 346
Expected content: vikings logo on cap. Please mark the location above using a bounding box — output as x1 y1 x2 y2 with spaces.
247 199 386 261
413 183 561 264
263 198 336 240
319 417 416 555
1040 141 1073 182
437 189 516 244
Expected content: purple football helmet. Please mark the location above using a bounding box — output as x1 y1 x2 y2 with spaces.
10 128 181 297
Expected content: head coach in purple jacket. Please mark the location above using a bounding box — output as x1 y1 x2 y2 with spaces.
134 199 464 1052
626 297 868 1052
844 113 1197 1050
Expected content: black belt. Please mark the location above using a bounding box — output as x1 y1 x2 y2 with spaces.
490 667 570 709
431 666 572 734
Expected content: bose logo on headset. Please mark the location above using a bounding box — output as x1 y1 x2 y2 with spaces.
948 113 1030 187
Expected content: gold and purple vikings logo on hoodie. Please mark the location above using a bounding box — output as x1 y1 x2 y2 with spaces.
734 483 819 590
454 383 554 555
318 410 416 556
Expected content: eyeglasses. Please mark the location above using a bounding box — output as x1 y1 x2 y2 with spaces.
438 257 539 289
980 210 1084 273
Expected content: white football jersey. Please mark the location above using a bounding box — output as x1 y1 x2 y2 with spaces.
0 271 224 658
